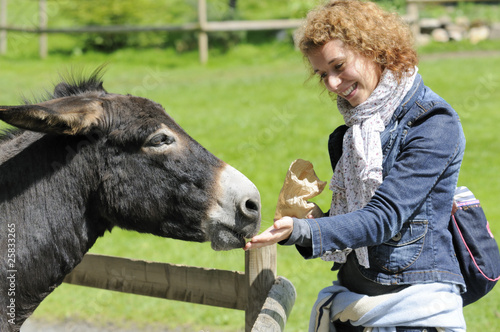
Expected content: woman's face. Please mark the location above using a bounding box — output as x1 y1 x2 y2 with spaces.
308 39 382 107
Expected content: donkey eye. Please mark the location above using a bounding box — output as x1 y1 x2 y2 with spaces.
148 133 175 147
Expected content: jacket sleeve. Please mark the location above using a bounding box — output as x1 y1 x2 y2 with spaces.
301 104 465 259
279 218 314 258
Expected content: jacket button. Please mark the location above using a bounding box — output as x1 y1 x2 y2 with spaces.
391 232 402 241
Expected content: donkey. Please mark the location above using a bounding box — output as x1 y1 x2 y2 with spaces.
0 67 261 331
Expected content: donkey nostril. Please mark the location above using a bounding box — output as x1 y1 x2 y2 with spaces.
240 198 260 220
245 198 259 213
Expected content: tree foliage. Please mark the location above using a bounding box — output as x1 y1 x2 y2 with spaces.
56 0 326 52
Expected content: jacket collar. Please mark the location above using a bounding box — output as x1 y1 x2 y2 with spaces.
390 73 424 123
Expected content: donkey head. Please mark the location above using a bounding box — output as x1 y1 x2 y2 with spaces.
0 68 261 250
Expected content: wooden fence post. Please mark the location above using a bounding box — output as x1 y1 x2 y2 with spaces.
406 1 420 38
198 0 208 64
245 245 277 332
0 0 7 54
39 0 47 58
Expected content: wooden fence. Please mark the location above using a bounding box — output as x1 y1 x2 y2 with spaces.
2 0 499 62
63 245 296 332
0 0 303 63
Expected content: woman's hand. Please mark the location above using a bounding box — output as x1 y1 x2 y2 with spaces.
243 217 294 251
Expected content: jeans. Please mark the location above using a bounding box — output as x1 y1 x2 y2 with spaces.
333 320 438 332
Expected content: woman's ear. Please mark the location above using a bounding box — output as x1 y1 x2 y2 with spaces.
0 96 104 135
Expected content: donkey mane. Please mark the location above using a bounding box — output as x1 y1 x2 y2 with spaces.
24 66 107 105
0 128 22 144
1 66 108 144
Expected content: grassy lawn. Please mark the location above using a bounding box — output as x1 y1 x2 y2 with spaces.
1 40 500 331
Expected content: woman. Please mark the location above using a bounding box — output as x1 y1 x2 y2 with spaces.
244 1 467 331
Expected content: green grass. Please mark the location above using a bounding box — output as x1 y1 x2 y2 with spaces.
1 42 500 331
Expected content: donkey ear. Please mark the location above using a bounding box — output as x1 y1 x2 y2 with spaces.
0 96 104 135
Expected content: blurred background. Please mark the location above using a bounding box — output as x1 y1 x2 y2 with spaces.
1 0 499 331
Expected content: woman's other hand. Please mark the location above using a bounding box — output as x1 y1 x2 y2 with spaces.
243 217 294 251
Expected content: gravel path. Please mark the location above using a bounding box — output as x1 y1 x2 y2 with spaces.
21 317 184 332
419 49 500 61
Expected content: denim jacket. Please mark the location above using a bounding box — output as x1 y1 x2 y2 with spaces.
296 74 466 288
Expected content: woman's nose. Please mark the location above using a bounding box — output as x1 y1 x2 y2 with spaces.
325 74 341 93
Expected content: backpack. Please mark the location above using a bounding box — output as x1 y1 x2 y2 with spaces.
450 186 500 306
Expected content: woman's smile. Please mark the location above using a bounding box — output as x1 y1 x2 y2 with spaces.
340 82 358 98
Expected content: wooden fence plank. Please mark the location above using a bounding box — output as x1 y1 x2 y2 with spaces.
0 24 200 34
63 253 247 310
251 276 296 332
205 19 303 32
0 19 304 34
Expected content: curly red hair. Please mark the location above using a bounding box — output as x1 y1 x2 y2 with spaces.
296 0 418 80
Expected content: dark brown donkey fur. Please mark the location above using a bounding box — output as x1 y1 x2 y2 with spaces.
0 68 261 331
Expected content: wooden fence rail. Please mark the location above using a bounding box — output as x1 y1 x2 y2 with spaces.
63 245 296 332
0 0 303 62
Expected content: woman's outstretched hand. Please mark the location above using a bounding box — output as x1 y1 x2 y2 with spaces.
243 216 294 251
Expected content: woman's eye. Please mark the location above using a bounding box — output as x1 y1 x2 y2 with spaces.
149 134 175 147
320 72 327 80
334 63 344 70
